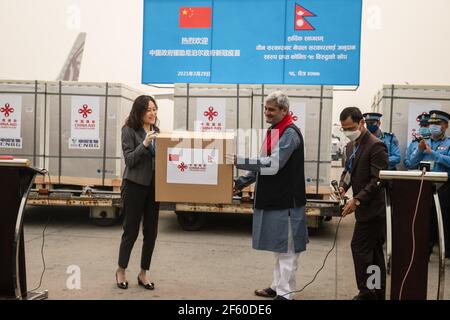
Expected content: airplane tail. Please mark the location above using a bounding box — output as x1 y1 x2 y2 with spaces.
56 32 86 81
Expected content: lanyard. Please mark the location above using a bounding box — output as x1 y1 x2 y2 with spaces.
346 144 360 173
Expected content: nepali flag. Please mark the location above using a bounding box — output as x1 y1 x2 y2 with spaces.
179 7 212 28
294 3 315 31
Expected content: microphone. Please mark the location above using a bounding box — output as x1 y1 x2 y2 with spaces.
331 180 345 207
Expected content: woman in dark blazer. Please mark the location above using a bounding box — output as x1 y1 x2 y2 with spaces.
115 95 160 290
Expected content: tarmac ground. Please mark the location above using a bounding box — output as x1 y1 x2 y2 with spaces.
21 164 450 300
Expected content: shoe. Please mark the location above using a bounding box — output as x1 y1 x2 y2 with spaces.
137 276 155 290
254 287 277 298
115 272 128 290
274 295 289 300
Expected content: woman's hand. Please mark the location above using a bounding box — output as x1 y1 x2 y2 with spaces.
143 131 158 148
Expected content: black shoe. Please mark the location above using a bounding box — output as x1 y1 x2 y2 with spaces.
254 287 277 298
137 276 155 290
274 295 289 300
115 273 128 290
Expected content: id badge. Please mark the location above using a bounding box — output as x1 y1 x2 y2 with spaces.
343 172 351 186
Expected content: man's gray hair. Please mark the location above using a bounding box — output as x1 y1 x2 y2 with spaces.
265 91 290 110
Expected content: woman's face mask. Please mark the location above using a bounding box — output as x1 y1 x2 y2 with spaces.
429 124 443 137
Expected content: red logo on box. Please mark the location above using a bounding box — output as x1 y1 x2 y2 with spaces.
78 104 92 118
169 154 180 161
289 111 298 122
204 106 218 121
0 103 14 117
177 162 188 172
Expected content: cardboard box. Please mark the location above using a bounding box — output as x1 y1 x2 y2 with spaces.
155 131 235 204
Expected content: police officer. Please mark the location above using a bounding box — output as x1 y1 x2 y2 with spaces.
408 110 450 258
404 112 431 169
363 113 401 170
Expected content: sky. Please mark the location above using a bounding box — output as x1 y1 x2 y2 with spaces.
1 0 450 127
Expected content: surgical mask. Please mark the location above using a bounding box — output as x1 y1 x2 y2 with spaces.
344 130 361 142
419 127 431 138
367 124 379 134
429 124 442 137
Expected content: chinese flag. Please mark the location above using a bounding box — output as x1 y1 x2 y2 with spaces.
179 7 212 28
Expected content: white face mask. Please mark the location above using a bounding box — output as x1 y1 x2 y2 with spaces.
344 129 361 142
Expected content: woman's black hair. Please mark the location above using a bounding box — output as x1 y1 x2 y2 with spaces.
124 95 160 132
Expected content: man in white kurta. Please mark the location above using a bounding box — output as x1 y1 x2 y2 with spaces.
231 91 308 300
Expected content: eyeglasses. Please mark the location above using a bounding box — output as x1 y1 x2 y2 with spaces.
339 125 358 132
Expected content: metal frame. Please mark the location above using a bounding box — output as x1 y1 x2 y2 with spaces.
389 84 394 132
175 198 340 216
384 187 393 300
433 187 446 300
101 83 109 185
316 85 324 193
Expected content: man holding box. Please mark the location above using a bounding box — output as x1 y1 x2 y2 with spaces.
228 91 308 300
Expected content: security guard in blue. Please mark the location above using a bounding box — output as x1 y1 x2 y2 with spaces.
404 112 431 169
363 113 401 170
409 110 450 258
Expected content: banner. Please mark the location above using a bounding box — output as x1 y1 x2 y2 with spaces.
142 0 362 85
69 96 100 149
194 98 226 132
0 95 22 149
167 147 219 185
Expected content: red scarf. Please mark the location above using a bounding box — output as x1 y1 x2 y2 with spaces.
262 113 294 156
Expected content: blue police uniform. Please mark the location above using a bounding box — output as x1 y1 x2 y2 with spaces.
378 132 401 170
407 136 450 173
363 113 401 170
405 138 434 169
404 113 431 169
408 131 450 174
418 110 450 259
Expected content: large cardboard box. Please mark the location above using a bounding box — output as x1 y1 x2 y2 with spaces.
155 131 235 204
0 80 143 187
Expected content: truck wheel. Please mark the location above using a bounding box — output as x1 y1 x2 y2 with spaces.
176 212 206 231
90 207 120 227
